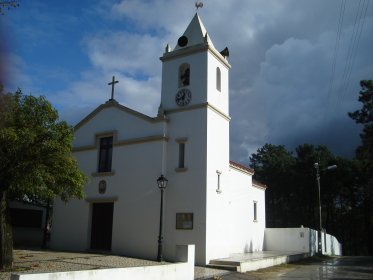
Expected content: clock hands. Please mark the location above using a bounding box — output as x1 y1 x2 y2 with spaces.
175 89 192 106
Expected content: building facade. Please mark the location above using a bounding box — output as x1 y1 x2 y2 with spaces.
51 13 266 265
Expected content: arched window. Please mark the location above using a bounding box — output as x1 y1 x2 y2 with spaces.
216 67 221 92
179 63 190 87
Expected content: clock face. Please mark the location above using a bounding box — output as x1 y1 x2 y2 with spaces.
175 88 192 106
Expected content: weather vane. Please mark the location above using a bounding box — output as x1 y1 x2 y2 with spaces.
195 0 203 10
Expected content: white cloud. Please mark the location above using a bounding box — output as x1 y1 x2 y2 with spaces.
7 0 373 161
83 31 163 77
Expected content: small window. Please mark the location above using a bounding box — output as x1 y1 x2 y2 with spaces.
98 136 113 172
175 138 187 172
178 142 185 168
216 67 221 92
253 201 258 221
179 63 190 87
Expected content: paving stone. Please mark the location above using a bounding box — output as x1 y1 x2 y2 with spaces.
0 249 227 279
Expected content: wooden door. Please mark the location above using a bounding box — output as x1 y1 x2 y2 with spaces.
90 202 114 251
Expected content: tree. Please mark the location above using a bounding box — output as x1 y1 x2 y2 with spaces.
250 144 347 238
349 80 373 161
348 80 373 255
0 1 19 15
250 144 295 227
0 88 86 269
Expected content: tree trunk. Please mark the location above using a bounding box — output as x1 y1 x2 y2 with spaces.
0 189 13 270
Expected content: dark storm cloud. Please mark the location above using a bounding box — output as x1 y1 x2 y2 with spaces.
218 1 373 163
5 0 372 163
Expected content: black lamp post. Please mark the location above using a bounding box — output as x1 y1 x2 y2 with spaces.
314 163 337 255
156 174 168 262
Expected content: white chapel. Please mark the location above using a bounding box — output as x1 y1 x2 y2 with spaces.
51 12 267 265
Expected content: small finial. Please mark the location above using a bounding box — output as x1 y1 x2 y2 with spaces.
195 0 203 10
204 33 208 43
165 44 172 53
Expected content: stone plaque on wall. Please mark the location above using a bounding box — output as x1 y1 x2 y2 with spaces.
176 213 193 230
98 180 107 194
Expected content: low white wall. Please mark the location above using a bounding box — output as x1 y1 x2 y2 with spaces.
264 228 342 256
323 232 342 256
11 245 195 280
264 228 310 253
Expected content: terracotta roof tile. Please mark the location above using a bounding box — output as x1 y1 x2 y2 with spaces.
252 179 267 190
229 160 255 174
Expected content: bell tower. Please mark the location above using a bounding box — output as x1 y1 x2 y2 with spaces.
159 12 232 264
159 13 231 115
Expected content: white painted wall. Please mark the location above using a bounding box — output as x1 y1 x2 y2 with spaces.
51 198 90 252
323 232 342 256
205 165 266 263
206 51 229 115
264 228 311 253
74 105 164 148
52 13 267 267
161 51 208 111
52 106 166 260
264 228 342 256
162 108 207 264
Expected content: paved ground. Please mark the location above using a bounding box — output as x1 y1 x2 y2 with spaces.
211 250 305 263
1 250 372 280
202 256 373 280
0 249 164 280
0 249 229 280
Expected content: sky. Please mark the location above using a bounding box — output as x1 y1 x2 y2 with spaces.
1 0 372 165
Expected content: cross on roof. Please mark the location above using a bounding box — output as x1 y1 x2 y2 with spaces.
108 76 119 100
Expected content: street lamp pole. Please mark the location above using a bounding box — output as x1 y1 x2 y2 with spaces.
314 163 322 255
156 174 168 262
314 163 337 256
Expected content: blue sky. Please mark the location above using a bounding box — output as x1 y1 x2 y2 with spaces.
1 0 373 164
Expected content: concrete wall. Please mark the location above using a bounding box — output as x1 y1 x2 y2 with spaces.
264 228 342 256
11 245 195 280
